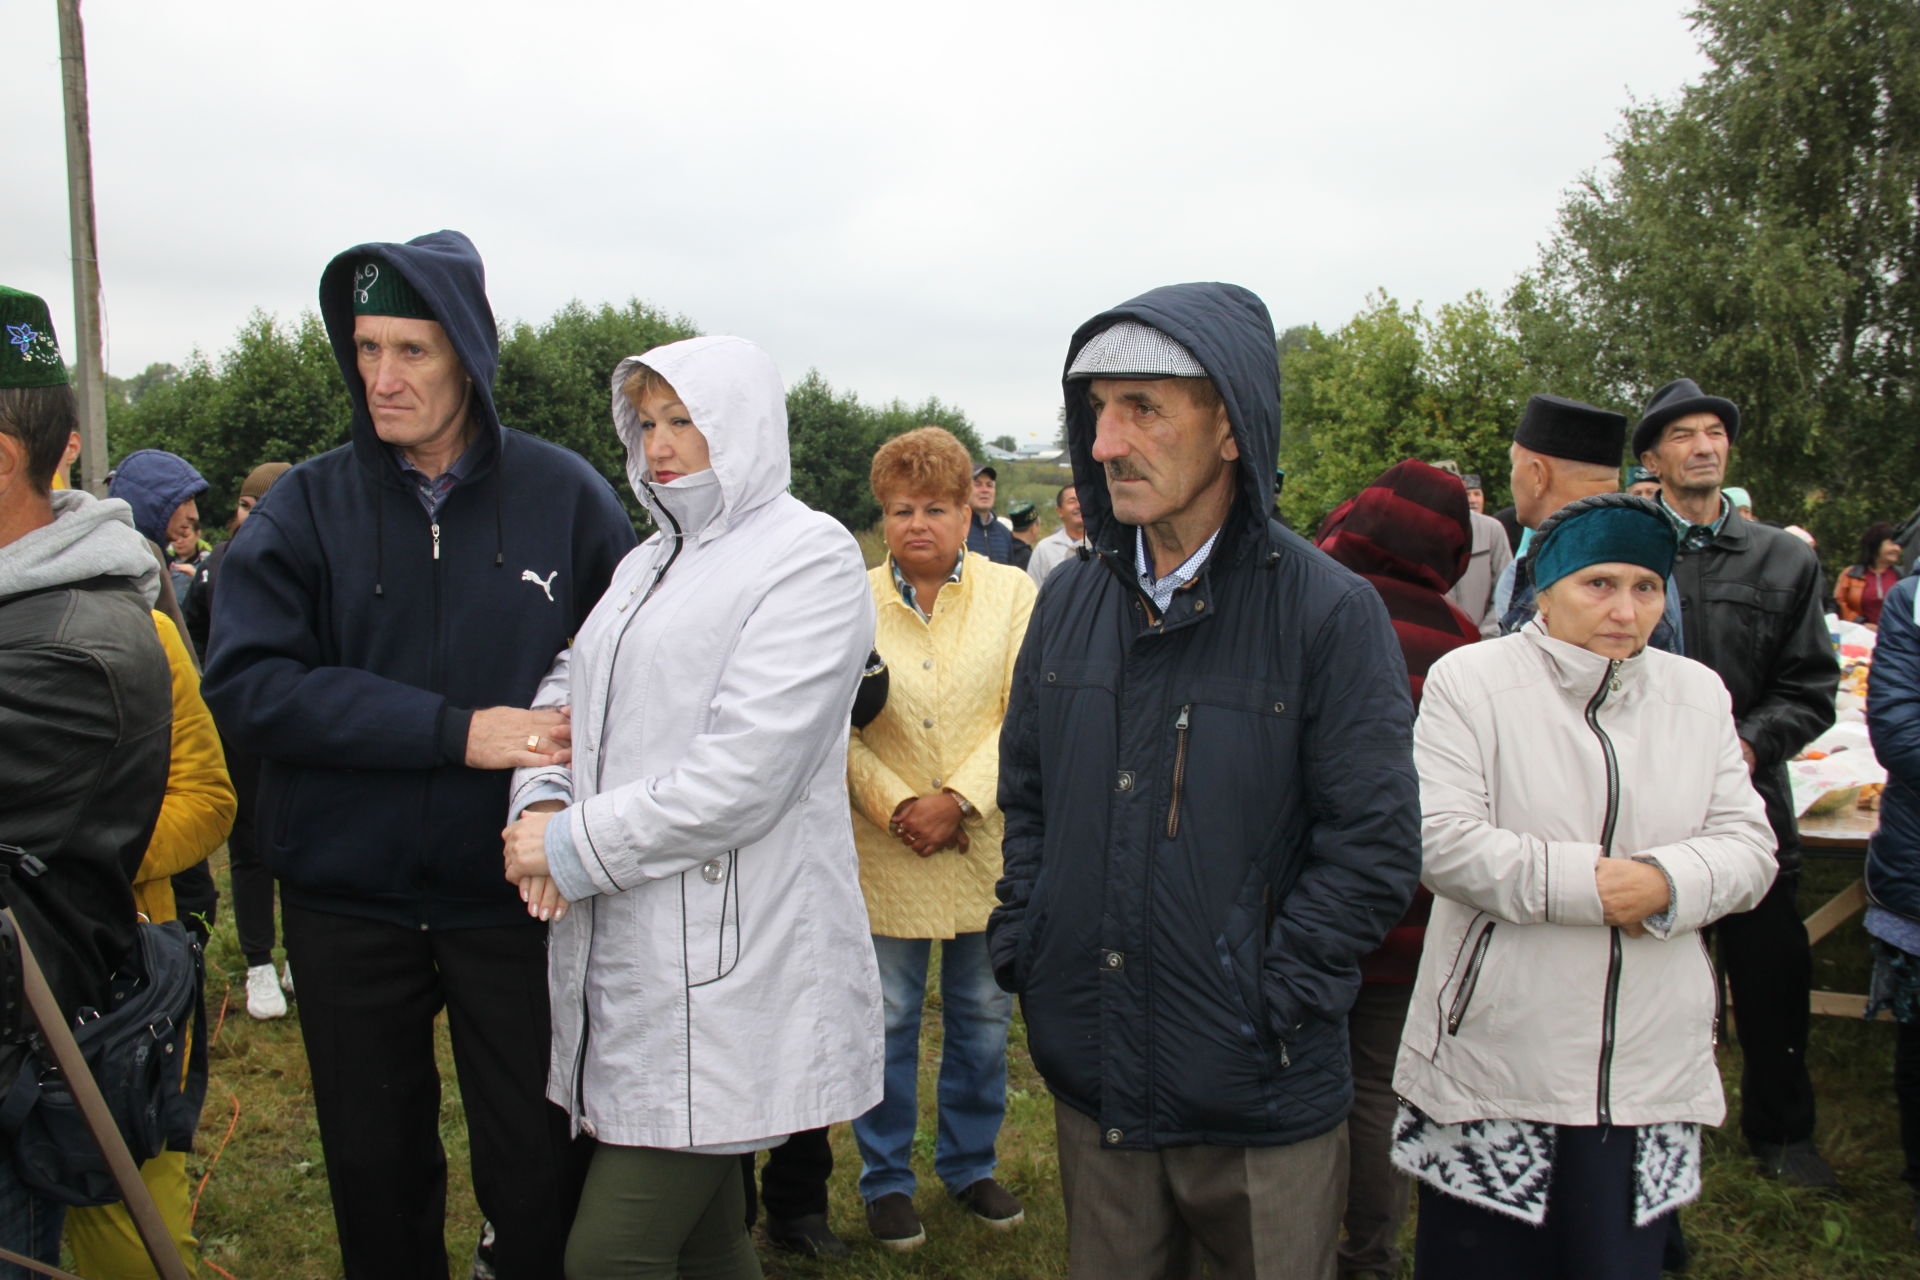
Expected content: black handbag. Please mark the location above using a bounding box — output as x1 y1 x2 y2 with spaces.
0 917 205 1207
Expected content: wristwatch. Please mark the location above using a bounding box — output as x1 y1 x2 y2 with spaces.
943 788 978 821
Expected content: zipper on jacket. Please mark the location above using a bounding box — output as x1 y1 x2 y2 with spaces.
1586 658 1624 1126
1446 921 1497 1034
1699 933 1720 1046
1165 704 1192 838
573 896 595 1122
429 519 445 692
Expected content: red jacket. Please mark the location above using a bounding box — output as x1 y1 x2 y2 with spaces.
1317 461 1481 982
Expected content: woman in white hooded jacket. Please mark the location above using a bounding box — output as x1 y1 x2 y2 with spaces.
1391 494 1776 1280
500 335 883 1279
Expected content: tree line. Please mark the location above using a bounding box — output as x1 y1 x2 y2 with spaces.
103 300 981 535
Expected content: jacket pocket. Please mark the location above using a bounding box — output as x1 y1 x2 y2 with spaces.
1445 919 1496 1036
683 851 740 987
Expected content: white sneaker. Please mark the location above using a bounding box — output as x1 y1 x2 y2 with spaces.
280 962 295 996
247 964 288 1019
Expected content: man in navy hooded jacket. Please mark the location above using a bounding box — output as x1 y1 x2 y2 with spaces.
987 284 1420 1279
203 231 635 1279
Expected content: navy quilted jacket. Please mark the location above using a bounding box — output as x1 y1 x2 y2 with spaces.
1869 577 1920 921
986 283 1420 1150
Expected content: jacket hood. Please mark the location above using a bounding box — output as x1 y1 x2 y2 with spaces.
610 336 790 541
318 229 500 479
107 449 207 547
1061 282 1279 551
1315 460 1470 594
0 489 161 606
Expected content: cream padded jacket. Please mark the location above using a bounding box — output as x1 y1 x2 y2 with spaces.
1395 627 1776 1128
848 553 1036 938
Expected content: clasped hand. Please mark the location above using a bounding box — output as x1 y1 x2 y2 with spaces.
1595 856 1671 938
890 793 968 858
502 801 568 922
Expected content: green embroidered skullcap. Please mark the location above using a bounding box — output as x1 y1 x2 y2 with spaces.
0 287 70 389
348 260 435 320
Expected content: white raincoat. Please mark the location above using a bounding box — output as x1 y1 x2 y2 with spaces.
510 335 883 1149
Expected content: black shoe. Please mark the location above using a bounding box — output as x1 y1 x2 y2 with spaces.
1751 1139 1840 1191
865 1192 926 1251
766 1212 851 1260
951 1177 1024 1229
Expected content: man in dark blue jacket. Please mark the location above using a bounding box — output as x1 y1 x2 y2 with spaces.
202 231 636 1279
988 283 1420 1279
966 462 1014 563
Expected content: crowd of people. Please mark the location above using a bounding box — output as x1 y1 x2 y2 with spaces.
1 233 1915 1280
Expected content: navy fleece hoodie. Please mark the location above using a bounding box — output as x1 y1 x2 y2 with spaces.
202 230 637 929
109 449 207 547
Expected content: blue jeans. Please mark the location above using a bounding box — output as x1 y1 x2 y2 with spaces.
852 933 1011 1201
0 1156 64 1278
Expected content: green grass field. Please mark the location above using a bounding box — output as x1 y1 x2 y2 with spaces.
177 850 1917 1279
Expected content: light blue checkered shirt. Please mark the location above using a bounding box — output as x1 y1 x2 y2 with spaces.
1134 526 1220 614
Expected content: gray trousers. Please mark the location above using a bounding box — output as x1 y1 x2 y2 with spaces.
1055 1098 1347 1280
1340 981 1414 1277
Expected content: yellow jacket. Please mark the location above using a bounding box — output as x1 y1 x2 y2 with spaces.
848 554 1035 938
135 612 236 924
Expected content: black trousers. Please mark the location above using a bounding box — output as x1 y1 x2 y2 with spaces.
1896 1021 1920 1187
739 1126 834 1226
1413 1127 1667 1280
1715 869 1817 1145
223 746 278 967
283 905 586 1280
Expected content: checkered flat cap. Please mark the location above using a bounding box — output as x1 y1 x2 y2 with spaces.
1068 321 1206 380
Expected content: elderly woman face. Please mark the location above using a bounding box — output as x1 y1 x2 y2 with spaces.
882 490 969 578
1537 562 1667 661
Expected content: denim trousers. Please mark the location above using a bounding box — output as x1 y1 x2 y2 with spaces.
851 932 1012 1201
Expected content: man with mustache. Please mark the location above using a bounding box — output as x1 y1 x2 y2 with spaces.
989 284 1420 1279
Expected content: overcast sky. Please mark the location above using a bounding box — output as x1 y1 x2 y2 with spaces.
4 1 1709 448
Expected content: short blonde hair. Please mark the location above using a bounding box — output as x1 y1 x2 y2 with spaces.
621 363 677 407
870 426 971 508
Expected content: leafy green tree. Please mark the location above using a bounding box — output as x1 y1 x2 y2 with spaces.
1511 0 1919 562
1277 292 1530 534
786 370 884 531
494 299 700 528
108 311 351 527
990 434 1018 452
107 297 980 539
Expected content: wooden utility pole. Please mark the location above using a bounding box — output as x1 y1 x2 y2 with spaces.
57 0 108 496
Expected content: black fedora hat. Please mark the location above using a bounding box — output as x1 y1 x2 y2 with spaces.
1512 394 1627 468
1632 378 1740 458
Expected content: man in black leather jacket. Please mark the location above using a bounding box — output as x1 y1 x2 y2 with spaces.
0 285 173 1267
1636 377 1841 1186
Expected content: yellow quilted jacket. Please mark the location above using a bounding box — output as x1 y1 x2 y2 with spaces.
135 612 236 924
849 554 1036 939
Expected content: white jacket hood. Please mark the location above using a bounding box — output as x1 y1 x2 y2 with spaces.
610 335 791 541
0 489 160 606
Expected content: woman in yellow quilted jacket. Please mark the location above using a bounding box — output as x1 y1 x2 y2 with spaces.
847 427 1037 1250
66 610 235 1279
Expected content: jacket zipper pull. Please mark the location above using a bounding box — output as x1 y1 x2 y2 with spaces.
1166 704 1192 838
431 522 442 560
